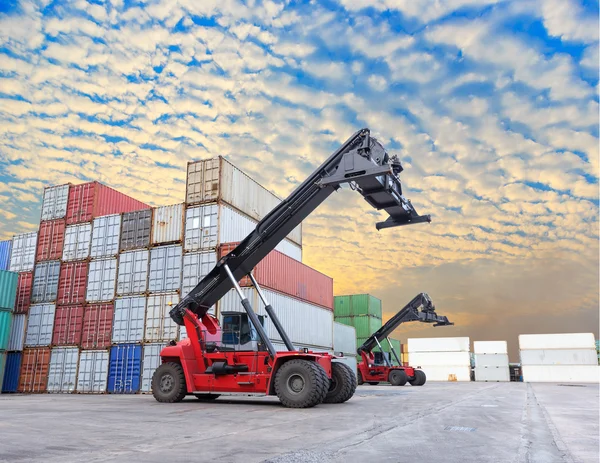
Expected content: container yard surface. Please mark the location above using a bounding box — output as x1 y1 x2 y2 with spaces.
0 382 597 463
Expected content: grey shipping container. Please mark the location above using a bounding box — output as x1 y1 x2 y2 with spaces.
90 215 121 258
77 350 109 393
141 343 166 392
181 251 217 297
152 204 184 245
25 304 56 346
62 223 92 261
112 297 146 343
117 249 149 296
9 232 38 273
145 293 179 342
86 258 117 302
41 184 69 221
31 261 60 303
149 245 182 293
47 347 79 393
120 209 152 251
7 313 27 351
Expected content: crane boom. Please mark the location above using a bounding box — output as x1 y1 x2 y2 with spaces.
171 128 431 325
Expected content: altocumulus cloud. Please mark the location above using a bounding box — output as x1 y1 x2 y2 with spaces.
0 0 597 356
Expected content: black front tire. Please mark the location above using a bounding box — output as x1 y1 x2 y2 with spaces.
409 369 427 386
194 394 220 401
152 362 187 403
357 370 364 385
388 369 408 386
274 359 329 408
324 362 357 404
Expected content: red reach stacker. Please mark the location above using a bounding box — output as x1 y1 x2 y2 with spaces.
152 128 432 408
357 293 453 387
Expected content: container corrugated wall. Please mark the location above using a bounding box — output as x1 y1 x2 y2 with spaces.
81 303 114 349
77 350 109 393
0 240 12 271
66 182 149 224
184 204 218 251
36 219 66 261
9 232 38 272
0 309 13 350
40 184 69 221
141 343 166 392
108 344 142 393
90 215 121 258
19 347 51 392
145 293 179 342
0 270 18 310
25 304 56 346
2 352 22 392
181 251 216 296
333 322 357 355
7 314 26 351
334 294 382 318
335 315 382 339
62 223 92 261
14 272 33 314
57 261 88 305
120 209 152 251
31 261 60 303
52 305 84 345
117 249 149 296
152 204 183 244
47 347 79 393
149 245 182 293
112 297 146 343
86 258 117 302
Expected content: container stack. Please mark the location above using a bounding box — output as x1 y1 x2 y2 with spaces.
332 322 357 378
408 337 471 381
474 341 510 382
0 270 18 390
519 333 600 383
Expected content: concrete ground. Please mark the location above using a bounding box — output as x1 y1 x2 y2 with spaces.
0 382 598 463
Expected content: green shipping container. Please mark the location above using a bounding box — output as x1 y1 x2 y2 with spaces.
383 338 401 355
0 270 18 310
334 294 382 318
336 315 382 339
0 309 12 351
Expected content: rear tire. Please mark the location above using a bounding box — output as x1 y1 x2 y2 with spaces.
388 369 408 386
194 394 220 401
152 362 187 403
409 369 427 386
324 362 357 404
368 382 380 386
274 359 329 408
357 370 364 385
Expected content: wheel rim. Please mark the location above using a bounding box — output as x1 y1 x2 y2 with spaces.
329 376 338 392
160 373 174 393
287 373 306 394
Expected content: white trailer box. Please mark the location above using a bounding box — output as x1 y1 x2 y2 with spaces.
419 366 471 382
474 341 508 355
408 337 470 353
409 351 471 367
519 333 596 350
522 365 600 383
520 349 598 366
474 354 509 368
475 367 510 382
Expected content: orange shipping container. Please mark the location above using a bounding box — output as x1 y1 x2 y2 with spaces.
219 243 333 310
18 347 51 393
14 271 33 314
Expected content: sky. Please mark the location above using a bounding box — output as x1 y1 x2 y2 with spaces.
0 0 598 360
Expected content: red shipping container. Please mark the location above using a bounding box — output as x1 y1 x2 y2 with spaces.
66 181 150 224
219 243 333 310
57 261 88 305
52 305 84 345
14 271 33 314
18 348 51 393
81 303 114 349
36 219 66 261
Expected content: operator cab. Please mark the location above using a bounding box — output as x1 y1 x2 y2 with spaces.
221 311 267 352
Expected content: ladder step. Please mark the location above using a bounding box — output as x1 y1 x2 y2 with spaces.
237 381 254 385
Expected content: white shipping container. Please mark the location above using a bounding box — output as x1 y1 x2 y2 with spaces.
41 184 69 221
152 204 183 244
145 293 179 342
117 249 149 296
47 347 79 393
522 365 600 383
149 245 182 293
409 352 471 367
333 356 358 379
474 354 509 368
218 287 333 349
141 343 166 392
31 261 60 303
25 304 56 346
520 349 598 366
333 322 357 355
86 258 117 302
77 350 109 393
7 313 27 351
519 333 596 350
181 251 217 296
473 341 508 355
62 223 92 261
9 232 38 272
408 337 470 353
90 215 121 258
419 366 471 382
475 367 510 382
112 297 146 343
186 157 302 246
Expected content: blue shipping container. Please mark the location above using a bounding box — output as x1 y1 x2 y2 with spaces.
0 241 11 271
2 352 22 392
108 344 142 394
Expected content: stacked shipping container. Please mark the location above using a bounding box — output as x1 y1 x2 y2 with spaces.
474 341 510 382
408 337 472 381
0 270 18 389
